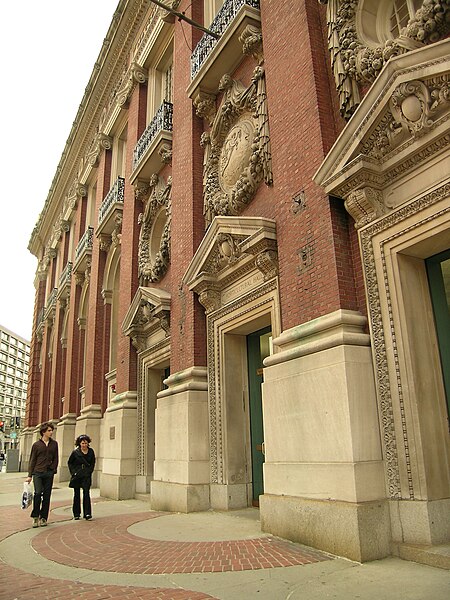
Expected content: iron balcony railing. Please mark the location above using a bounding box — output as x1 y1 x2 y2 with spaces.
133 101 173 169
58 261 73 288
98 176 125 226
191 0 260 79
36 306 45 329
75 226 94 263
46 288 58 309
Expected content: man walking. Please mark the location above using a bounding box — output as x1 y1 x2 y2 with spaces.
26 423 58 528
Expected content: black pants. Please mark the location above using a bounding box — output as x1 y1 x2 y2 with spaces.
31 471 54 519
72 479 92 518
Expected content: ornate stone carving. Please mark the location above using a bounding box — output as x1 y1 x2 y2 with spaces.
98 234 112 253
86 132 112 167
345 187 386 228
134 178 152 203
74 272 85 287
318 0 450 119
202 72 273 224
37 247 57 279
360 76 450 161
198 286 221 314
193 91 217 125
111 213 123 247
138 175 172 284
159 0 182 23
64 178 88 215
158 143 173 165
390 79 433 135
240 24 263 64
116 62 148 108
254 249 278 280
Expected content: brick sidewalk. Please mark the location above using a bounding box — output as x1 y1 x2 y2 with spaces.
1 498 332 599
0 563 217 599
32 512 331 574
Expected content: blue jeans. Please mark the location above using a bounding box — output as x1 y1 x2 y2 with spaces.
31 471 54 520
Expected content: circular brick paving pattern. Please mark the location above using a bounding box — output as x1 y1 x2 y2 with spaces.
32 512 331 574
0 563 217 599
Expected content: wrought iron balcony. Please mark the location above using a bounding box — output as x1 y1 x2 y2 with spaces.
75 227 94 263
132 101 173 171
36 306 45 332
57 261 73 300
98 177 125 226
58 262 72 287
47 287 58 307
44 288 58 320
191 0 260 79
73 226 94 277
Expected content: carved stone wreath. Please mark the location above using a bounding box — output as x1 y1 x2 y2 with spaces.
319 0 450 119
137 174 172 284
201 70 272 224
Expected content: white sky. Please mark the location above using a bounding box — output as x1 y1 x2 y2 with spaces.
0 1 119 341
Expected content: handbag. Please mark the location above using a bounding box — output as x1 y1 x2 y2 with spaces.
21 482 32 509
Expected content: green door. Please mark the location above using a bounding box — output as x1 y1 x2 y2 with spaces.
426 249 450 419
247 326 271 505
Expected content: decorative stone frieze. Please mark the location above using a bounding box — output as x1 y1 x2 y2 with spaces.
137 175 172 284
318 0 450 119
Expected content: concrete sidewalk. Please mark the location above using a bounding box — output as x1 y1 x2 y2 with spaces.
0 472 448 599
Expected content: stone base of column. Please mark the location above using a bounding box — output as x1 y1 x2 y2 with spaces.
261 309 388 561
99 391 138 500
54 413 77 482
151 480 210 512
151 366 210 512
390 498 450 546
210 483 250 510
260 493 391 562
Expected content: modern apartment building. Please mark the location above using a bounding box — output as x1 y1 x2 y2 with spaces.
22 0 450 563
0 325 29 450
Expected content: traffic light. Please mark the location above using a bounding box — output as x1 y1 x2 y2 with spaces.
15 417 20 428
10 418 15 428
0 421 4 432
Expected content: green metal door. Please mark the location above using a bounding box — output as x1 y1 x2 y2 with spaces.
426 249 450 419
247 326 271 505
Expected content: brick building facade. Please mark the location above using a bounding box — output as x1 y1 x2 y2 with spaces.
22 0 450 562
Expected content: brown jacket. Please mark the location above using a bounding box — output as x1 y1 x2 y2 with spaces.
28 438 59 476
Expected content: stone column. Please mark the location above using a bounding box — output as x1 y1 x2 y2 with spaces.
260 309 390 562
151 367 210 512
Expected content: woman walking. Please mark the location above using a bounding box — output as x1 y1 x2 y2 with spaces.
67 434 95 520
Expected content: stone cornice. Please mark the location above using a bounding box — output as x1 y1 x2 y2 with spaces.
28 0 154 258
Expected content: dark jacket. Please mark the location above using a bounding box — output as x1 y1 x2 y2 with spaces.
67 447 96 483
28 438 59 476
